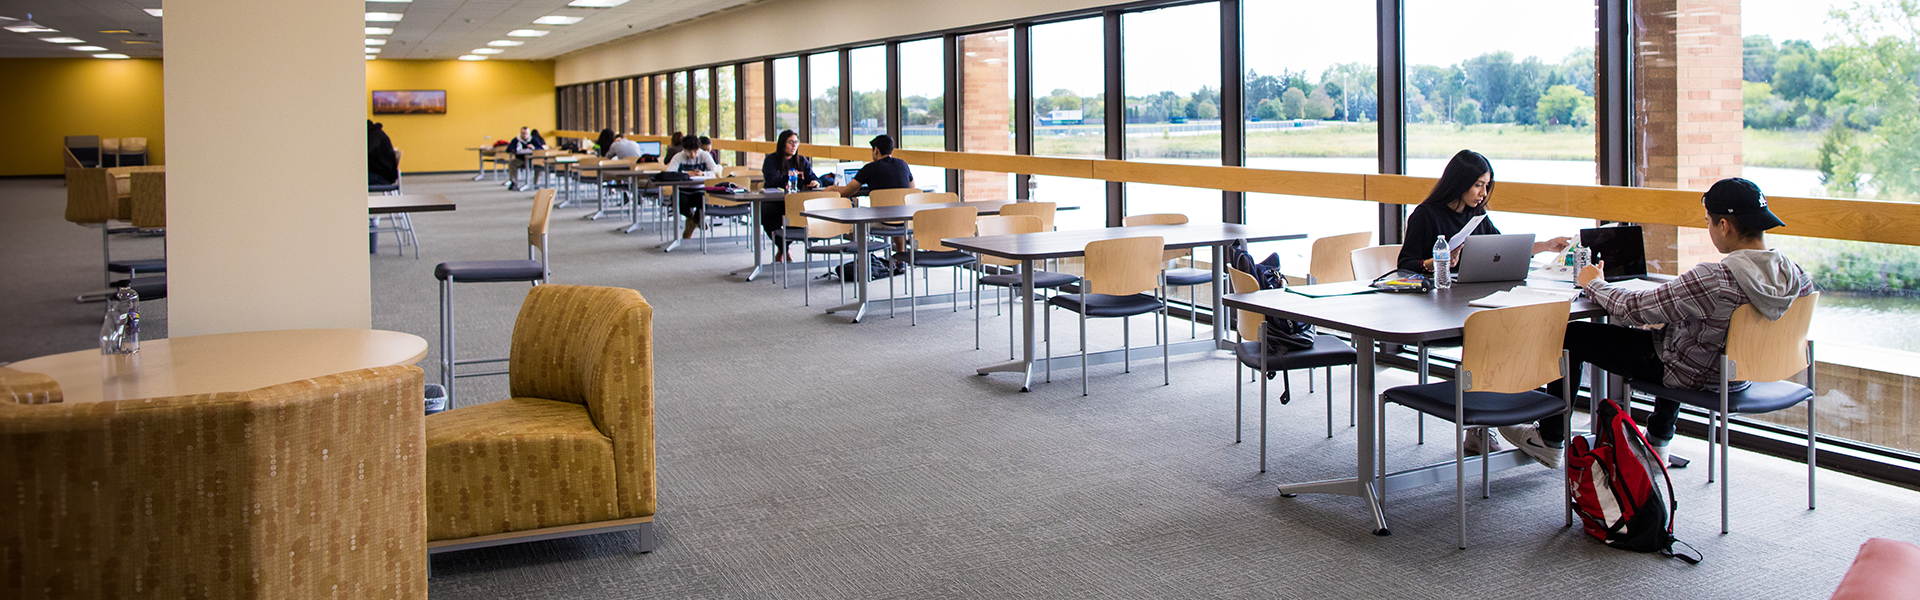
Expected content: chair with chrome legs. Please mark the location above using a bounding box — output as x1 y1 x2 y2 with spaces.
1622 292 1819 534
1044 236 1169 396
789 196 887 307
895 205 979 325
698 176 754 253
1353 243 1454 446
972 215 1077 357
1226 267 1357 473
1380 300 1573 549
434 188 555 409
1122 214 1212 340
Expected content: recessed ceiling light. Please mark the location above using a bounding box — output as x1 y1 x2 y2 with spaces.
366 55 376 60
472 48 502 54
365 39 386 46
70 46 107 51
569 0 631 6
94 53 129 59
40 37 87 44
98 29 132 34
532 16 583 25
365 27 393 35
458 55 486 61
506 29 548 37
487 40 523 46
365 48 380 54
143 9 161 18
4 14 56 32
365 12 404 22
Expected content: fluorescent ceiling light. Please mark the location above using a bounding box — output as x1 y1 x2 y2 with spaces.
40 37 86 43
569 0 631 6
366 55 376 60
98 29 132 34
94 54 129 59
487 40 523 46
70 46 107 51
4 24 56 33
365 27 392 35
458 55 486 61
532 16 583 25
365 39 386 46
143 9 161 17
506 29 548 37
365 12 404 22
472 48 503 54
365 47 380 54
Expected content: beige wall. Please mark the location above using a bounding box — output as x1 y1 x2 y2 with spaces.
165 0 368 335
555 0 1114 85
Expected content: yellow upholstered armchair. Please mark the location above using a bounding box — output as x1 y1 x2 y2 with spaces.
0 365 429 599
425 284 657 554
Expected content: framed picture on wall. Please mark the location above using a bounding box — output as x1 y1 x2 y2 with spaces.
371 90 447 115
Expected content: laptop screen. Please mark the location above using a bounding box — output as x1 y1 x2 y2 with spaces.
1581 226 1648 281
633 141 662 156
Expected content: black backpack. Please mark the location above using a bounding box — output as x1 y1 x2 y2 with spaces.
1223 239 1316 354
830 256 904 281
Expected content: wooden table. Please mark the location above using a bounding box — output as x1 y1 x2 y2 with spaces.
7 329 429 404
1221 279 1604 535
944 223 1304 391
704 188 798 281
464 146 495 180
368 194 455 253
803 200 1067 324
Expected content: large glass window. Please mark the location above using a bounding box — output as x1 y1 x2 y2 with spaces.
716 65 737 142
774 57 799 135
810 52 840 144
959 29 1014 200
651 75 666 134
670 71 687 135
899 38 947 192
1244 0 1379 272
850 45 887 142
1122 4 1221 224
694 69 711 138
1031 17 1107 230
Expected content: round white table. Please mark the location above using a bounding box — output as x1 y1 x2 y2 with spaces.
7 329 428 404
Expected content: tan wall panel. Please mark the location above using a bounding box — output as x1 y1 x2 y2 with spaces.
1092 162 1366 200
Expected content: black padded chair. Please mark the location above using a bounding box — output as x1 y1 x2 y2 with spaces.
1226 268 1358 473
1122 214 1214 340
1044 236 1170 396
895 205 979 325
435 189 554 409
972 215 1077 357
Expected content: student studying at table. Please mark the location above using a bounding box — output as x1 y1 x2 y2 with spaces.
1396 149 1571 274
595 128 618 157
1496 177 1815 468
666 135 721 241
829 134 914 198
760 129 819 263
606 133 643 159
504 127 546 191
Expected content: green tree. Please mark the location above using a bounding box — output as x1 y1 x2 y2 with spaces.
1560 47 1596 95
1774 53 1836 101
1816 124 1868 196
1534 85 1594 126
1193 100 1219 120
1254 98 1285 120
1305 87 1336 120
1829 0 1919 199
1457 98 1482 126
1744 35 1780 83
1281 87 1308 120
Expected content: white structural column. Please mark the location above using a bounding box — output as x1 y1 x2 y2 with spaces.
163 0 368 335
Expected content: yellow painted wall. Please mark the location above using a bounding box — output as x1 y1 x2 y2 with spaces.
365 60 556 173
0 58 165 177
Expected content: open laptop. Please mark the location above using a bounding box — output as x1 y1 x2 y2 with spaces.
1581 225 1649 282
1454 234 1536 283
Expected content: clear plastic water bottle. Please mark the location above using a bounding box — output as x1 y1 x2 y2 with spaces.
1432 235 1452 289
787 170 798 193
99 285 140 354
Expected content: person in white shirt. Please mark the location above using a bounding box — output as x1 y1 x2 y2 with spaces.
666 135 721 240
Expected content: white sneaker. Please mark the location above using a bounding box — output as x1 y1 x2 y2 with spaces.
1498 424 1562 470
1461 427 1502 455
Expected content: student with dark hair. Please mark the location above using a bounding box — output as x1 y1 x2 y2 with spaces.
831 134 913 198
760 129 819 262
666 135 721 240
668 131 685 152
595 128 618 157
368 120 399 186
698 135 719 163
606 132 642 159
1395 149 1570 273
504 126 547 191
1496 177 1815 469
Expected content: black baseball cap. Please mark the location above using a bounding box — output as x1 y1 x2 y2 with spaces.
1702 177 1784 231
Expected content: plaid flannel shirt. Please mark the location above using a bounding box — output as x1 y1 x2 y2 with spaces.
1584 259 1814 391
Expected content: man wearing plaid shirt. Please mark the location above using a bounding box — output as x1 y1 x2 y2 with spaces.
1500 178 1815 469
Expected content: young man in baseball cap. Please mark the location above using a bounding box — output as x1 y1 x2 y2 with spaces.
1498 177 1814 468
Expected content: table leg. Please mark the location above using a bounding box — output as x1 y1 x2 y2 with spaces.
586 174 607 219
622 179 645 233
473 150 485 181
824 222 872 323
1212 243 1231 350
1275 331 1390 536
975 258 1038 392
731 201 765 281
662 188 686 252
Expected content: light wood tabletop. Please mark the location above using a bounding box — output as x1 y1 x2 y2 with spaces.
6 329 429 404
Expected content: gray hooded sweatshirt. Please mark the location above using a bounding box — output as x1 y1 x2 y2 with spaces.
1586 248 1815 390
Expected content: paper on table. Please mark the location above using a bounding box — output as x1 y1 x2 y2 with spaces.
1449 214 1487 249
1286 281 1378 298
1468 287 1579 308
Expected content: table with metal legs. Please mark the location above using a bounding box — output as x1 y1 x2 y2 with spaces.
705 189 789 281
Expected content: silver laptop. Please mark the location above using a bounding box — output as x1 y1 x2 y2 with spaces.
1454 234 1536 283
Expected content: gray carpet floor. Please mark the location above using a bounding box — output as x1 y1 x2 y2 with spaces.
5 173 1917 599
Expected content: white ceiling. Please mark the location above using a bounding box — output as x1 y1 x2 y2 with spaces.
0 0 761 60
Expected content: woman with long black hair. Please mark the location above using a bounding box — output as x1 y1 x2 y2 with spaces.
759 130 819 262
1395 149 1570 273
594 128 617 157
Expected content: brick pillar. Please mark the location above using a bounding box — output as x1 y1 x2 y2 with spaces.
743 62 767 166
1636 0 1742 274
961 30 1012 200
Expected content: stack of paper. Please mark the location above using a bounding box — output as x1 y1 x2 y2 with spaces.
1468 287 1580 308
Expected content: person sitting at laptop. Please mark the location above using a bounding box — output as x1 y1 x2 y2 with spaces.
1498 177 1815 468
1396 149 1571 274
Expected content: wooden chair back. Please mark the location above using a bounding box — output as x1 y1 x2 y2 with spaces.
1350 245 1400 282
998 201 1056 231
1227 267 1266 341
721 166 755 177
1123 213 1189 262
802 197 852 239
1459 301 1572 394
1082 236 1165 296
101 137 120 155
64 167 115 225
121 137 148 153
783 191 839 229
905 192 959 206
911 206 978 252
706 176 751 207
1726 292 1819 383
633 161 667 172
130 171 166 229
529 189 555 256
868 188 915 208
1309 231 1373 284
974 215 1041 267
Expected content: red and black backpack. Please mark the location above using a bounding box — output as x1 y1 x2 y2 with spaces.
1566 398 1701 564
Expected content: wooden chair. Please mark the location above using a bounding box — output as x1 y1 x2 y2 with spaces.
100 137 121 168
1381 301 1572 549
999 201 1057 231
1349 244 1400 283
898 206 980 325
434 189 556 409
1123 213 1212 339
1308 231 1373 284
65 167 163 297
973 215 1077 357
698 176 754 253
1045 236 1168 396
117 137 150 167
867 188 917 241
1623 292 1819 534
1227 267 1358 472
904 192 958 205
773 190 841 298
721 165 755 178
794 196 887 307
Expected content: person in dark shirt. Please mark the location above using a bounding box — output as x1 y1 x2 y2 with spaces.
832 135 914 198
1395 149 1569 273
368 120 399 186
504 127 547 191
760 129 820 262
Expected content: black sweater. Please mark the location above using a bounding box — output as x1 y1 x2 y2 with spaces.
1396 202 1501 272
